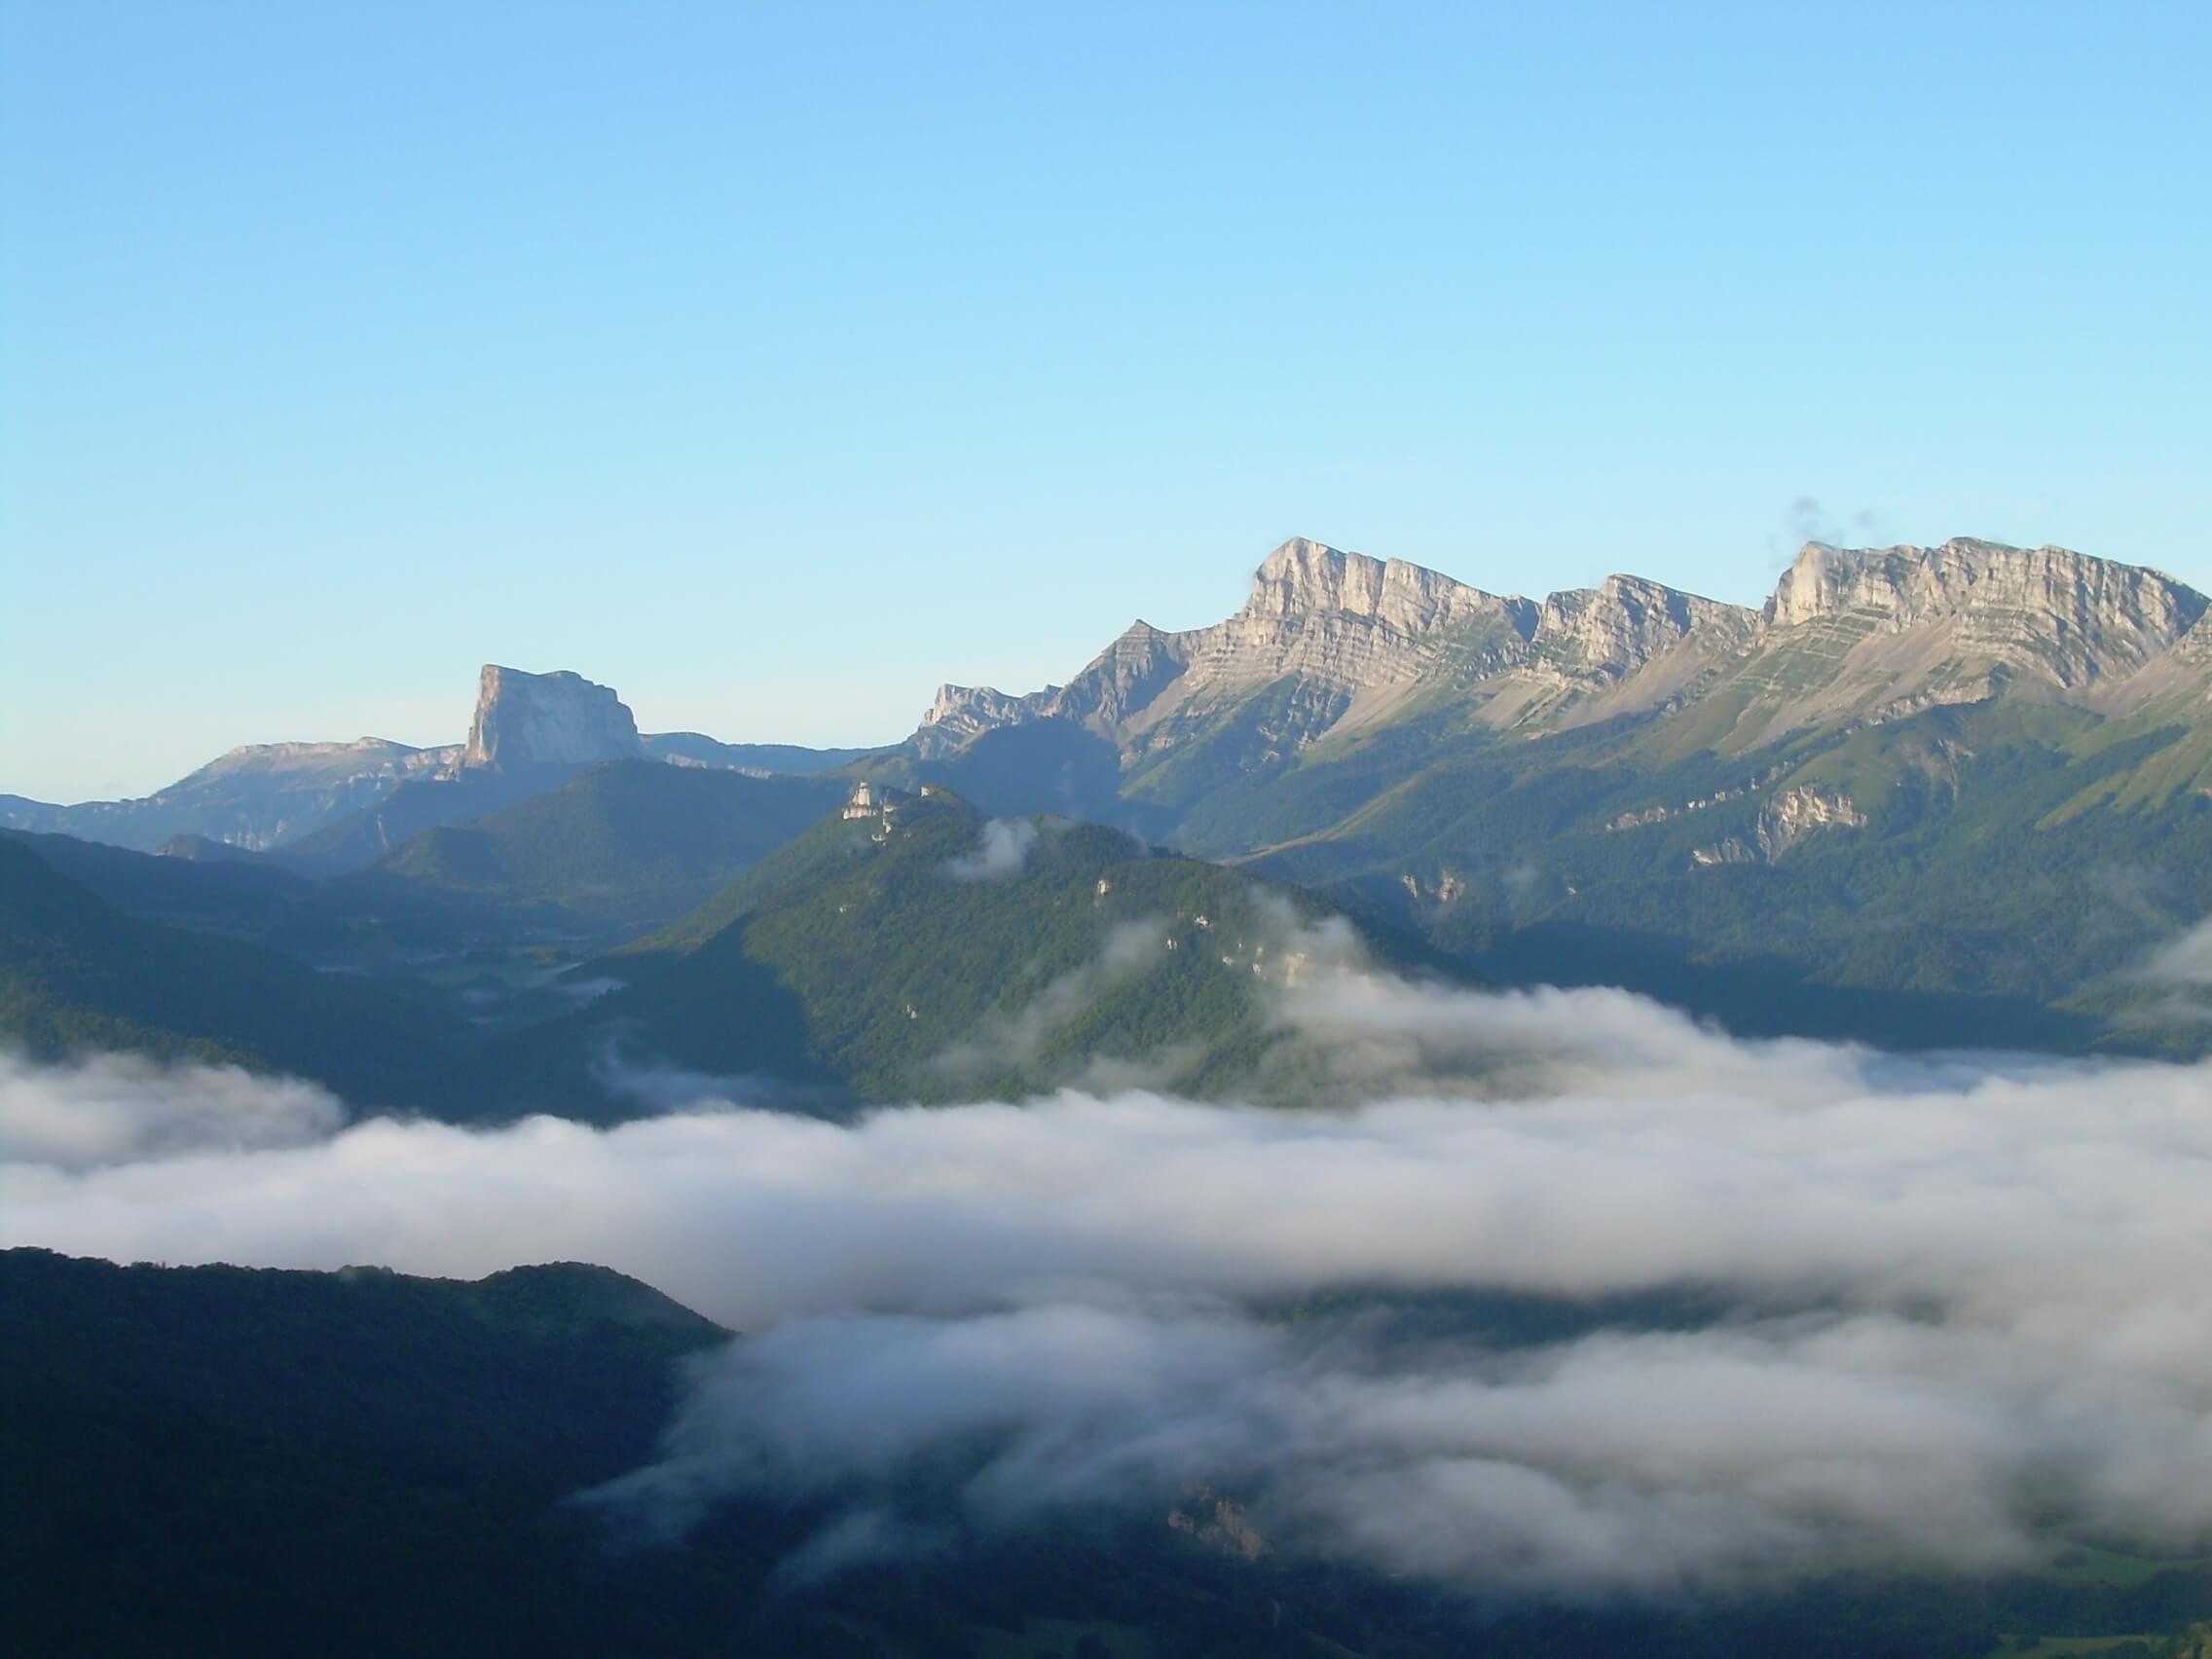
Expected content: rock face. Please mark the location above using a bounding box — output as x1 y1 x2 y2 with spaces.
914 682 1061 758
1535 574 1757 678
1243 536 1533 636
908 536 1758 772
460 666 641 771
1692 787 1868 866
2178 614 2212 665
5 662 876 857
1730 538 2211 744
908 534 2212 780
1765 538 2203 670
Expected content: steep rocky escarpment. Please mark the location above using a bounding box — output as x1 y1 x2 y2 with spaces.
1690 786 1868 866
1533 573 1757 679
6 664 872 856
910 534 2211 789
911 537 1753 769
912 682 1062 758
1765 538 2204 670
460 666 641 770
1722 538 2210 747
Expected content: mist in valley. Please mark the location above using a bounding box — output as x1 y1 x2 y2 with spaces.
11 952 2212 1605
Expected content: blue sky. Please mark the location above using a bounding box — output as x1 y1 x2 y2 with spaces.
5 2 2206 801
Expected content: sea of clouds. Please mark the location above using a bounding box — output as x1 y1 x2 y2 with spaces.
7 959 2212 1598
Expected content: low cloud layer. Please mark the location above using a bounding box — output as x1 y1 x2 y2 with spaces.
2130 916 2212 1032
0 1050 343 1171
7 968 2212 1596
2147 919 2212 986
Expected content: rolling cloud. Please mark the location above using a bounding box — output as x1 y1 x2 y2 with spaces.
942 818 1041 881
6 967 2212 1595
0 1049 343 1171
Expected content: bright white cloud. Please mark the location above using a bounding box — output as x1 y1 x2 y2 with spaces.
0 1050 342 1171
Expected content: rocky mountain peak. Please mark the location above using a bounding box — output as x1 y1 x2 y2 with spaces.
1534 575 1756 677
1246 536 1515 637
1770 537 2202 627
911 682 1058 757
461 666 641 770
1763 537 2207 687
922 682 1053 729
1248 537 1361 615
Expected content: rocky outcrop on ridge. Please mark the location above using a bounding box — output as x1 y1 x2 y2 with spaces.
460 666 642 770
911 534 2211 774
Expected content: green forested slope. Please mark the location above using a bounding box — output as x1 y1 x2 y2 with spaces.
356 760 844 934
474 791 1359 1118
0 838 461 1101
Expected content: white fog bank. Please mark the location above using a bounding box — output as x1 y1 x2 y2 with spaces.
7 969 2211 1593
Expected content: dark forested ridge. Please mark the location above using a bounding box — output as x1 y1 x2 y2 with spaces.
0 837 462 1102
463 787 1388 1120
0 1248 730 1656
358 759 845 933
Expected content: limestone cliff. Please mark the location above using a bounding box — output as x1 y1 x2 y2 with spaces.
1765 538 2203 670
912 682 1061 757
1718 537 2209 747
908 536 1757 766
905 534 2212 782
1690 787 1868 866
460 666 641 771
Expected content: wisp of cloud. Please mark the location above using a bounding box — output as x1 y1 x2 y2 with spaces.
942 818 1040 881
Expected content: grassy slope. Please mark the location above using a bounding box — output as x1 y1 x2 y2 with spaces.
1173 695 2212 1052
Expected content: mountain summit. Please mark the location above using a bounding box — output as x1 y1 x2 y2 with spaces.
461 666 641 771
5 666 872 853
871 533 2212 1052
912 535 1760 777
912 534 2209 770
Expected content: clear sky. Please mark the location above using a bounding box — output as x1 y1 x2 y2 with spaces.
4 2 2206 802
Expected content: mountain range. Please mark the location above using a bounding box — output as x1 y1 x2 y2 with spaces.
13 535 2212 1658
7 532 2212 1071
900 534 2208 824
873 535 2212 1051
0 662 873 856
